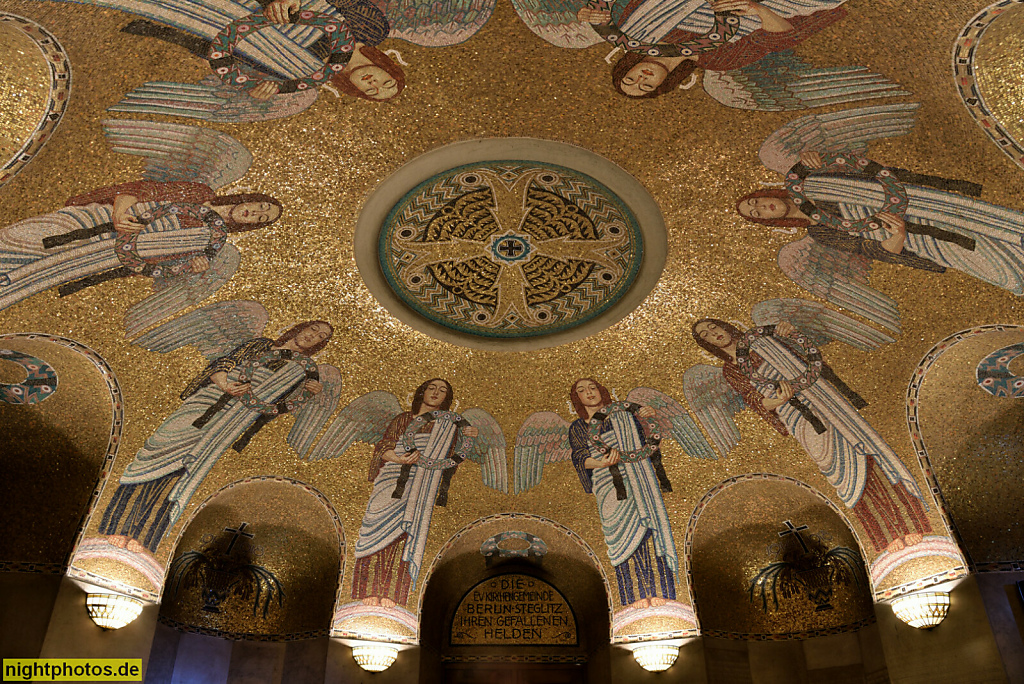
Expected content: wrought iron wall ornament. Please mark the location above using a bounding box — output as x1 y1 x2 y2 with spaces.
749 520 866 613
167 522 284 618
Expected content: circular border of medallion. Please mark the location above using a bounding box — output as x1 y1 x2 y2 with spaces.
0 13 72 187
355 139 667 351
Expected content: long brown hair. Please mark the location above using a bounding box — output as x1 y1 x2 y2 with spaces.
735 189 809 228
412 378 453 413
330 45 406 101
274 320 333 356
569 378 612 419
611 52 699 99
209 193 284 233
691 318 743 364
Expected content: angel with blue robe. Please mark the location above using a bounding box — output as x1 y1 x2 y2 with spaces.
510 0 906 109
0 120 277 337
686 299 932 555
98 301 343 556
305 380 506 608
514 380 715 610
737 103 1024 333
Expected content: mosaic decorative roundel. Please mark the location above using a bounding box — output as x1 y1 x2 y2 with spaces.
377 162 644 339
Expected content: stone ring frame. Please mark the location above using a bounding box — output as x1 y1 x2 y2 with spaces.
355 138 668 351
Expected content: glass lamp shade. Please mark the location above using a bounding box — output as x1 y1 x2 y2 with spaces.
890 591 950 629
86 593 144 629
632 643 679 672
352 644 399 672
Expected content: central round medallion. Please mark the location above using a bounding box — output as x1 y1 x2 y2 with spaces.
358 140 666 350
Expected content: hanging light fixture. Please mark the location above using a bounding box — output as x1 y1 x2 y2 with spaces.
632 642 679 672
351 643 399 672
890 591 950 629
86 593 144 629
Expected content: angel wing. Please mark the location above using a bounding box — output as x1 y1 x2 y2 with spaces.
778 236 901 333
102 119 252 190
306 391 404 461
123 244 241 338
625 387 716 459
751 297 895 350
510 0 602 48
703 50 909 112
287 365 344 458
758 103 921 174
462 408 508 492
512 412 572 494
109 77 321 124
375 0 497 45
132 300 269 359
682 365 745 457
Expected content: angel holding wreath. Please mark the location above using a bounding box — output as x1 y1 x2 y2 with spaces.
304 382 506 608
685 298 932 555
513 381 715 610
98 301 343 556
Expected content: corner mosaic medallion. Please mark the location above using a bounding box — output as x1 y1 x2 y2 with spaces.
359 140 665 349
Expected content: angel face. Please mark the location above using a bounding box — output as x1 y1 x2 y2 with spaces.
619 61 669 96
739 197 789 221
349 66 398 100
230 202 280 224
421 379 450 410
573 379 606 409
294 322 332 351
694 321 732 348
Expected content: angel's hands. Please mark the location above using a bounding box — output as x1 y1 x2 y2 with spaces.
636 406 656 418
249 81 280 100
462 426 479 438
761 380 795 409
799 151 824 169
304 379 323 395
775 321 797 338
212 371 251 396
263 0 299 23
577 7 611 23
190 255 210 273
113 195 145 232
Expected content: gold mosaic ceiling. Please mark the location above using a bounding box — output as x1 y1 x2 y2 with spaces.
1 0 1023 641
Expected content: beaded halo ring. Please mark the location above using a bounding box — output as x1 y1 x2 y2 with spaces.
0 349 58 404
208 12 354 91
116 204 226 278
786 152 909 233
735 327 823 393
587 400 660 463
398 409 472 470
235 350 318 415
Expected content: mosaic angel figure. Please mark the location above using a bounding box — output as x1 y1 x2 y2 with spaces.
514 381 715 609
85 0 404 123
99 301 342 555
512 0 907 107
737 103 1024 332
686 298 932 554
0 120 279 337
306 381 506 607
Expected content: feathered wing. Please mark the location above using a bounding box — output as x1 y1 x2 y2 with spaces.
132 300 268 359
778 237 901 333
374 0 497 45
287 364 344 458
681 365 745 457
109 77 321 124
462 408 508 493
625 387 716 459
512 411 572 494
751 297 895 351
101 118 252 190
306 391 403 461
124 244 241 338
509 0 601 47
703 50 909 112
758 103 921 174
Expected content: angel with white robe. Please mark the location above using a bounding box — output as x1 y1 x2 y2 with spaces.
306 380 506 608
686 298 932 554
514 379 715 610
98 301 342 556
0 120 277 337
738 103 1024 332
512 0 906 109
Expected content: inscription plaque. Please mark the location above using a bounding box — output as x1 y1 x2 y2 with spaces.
450 574 577 646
